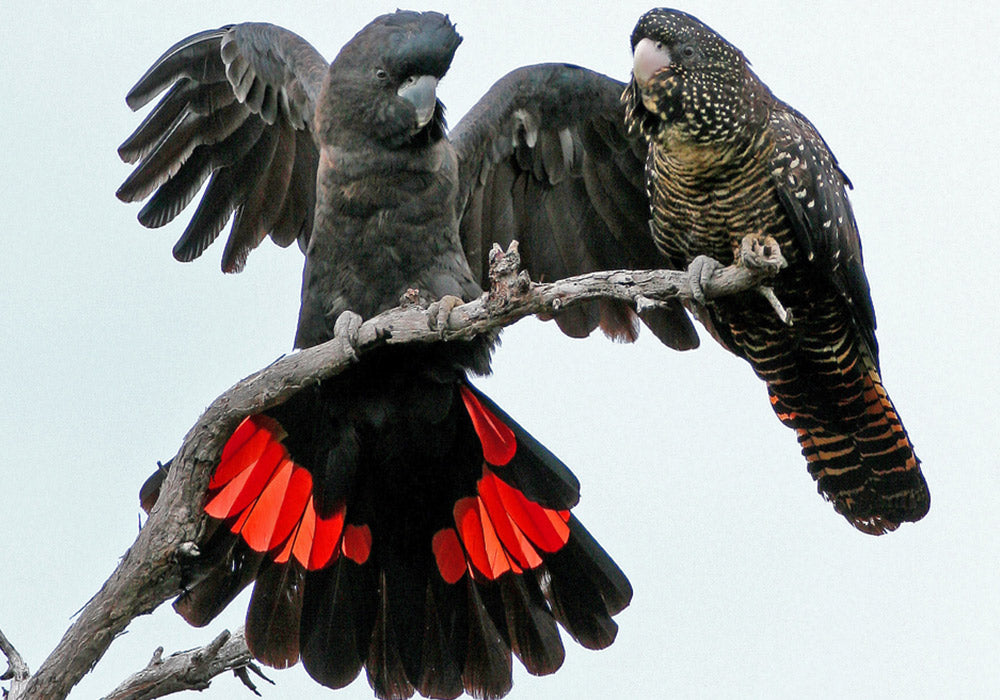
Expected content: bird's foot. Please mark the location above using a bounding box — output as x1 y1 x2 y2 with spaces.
737 234 787 275
685 255 725 305
427 295 464 336
334 310 364 360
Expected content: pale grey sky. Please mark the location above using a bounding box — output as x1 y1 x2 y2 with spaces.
3 1 999 698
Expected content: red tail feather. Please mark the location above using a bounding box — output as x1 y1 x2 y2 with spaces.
434 467 571 583
460 385 516 466
431 528 467 584
341 524 372 564
207 415 361 572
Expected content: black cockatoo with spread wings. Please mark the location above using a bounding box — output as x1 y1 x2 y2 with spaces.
120 11 676 699
621 8 929 534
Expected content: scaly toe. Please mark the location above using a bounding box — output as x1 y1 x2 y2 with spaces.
427 295 464 334
686 255 724 305
334 310 363 350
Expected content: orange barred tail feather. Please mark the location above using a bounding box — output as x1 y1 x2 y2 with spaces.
146 373 631 699
768 363 929 535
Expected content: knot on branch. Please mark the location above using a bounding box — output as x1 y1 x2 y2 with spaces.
102 628 269 700
487 241 531 313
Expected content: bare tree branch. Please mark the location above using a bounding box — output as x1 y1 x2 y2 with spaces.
10 236 785 700
1 627 30 699
101 627 270 700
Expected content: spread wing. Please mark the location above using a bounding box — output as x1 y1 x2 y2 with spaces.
769 104 878 362
117 23 328 272
452 63 698 349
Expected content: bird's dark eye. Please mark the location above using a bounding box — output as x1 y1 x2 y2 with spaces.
375 68 389 80
682 45 695 58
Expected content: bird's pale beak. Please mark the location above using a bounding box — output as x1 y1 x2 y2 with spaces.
632 37 672 88
398 74 439 129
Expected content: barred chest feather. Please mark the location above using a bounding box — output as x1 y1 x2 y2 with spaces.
646 127 798 270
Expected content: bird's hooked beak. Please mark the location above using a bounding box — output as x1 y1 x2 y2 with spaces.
397 74 439 129
632 37 672 89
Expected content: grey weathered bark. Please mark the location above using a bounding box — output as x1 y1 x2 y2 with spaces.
1 626 31 698
101 628 271 700
5 237 786 700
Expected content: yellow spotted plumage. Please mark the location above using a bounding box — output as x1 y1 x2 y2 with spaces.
624 9 929 533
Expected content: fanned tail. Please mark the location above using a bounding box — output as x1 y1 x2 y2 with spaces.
143 370 630 699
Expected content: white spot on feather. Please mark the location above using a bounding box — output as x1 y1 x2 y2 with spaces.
558 128 574 171
513 109 538 148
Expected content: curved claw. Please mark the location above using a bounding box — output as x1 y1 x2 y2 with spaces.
686 255 724 306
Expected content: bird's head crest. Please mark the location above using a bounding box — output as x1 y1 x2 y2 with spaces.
323 11 462 147
337 11 462 81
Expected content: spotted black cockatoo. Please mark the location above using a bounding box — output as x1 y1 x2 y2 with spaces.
622 8 930 534
118 11 673 700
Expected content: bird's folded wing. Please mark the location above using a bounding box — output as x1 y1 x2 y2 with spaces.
769 105 877 361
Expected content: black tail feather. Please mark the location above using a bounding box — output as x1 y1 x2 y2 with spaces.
462 581 513 699
386 563 432 693
138 460 170 513
173 530 264 628
300 560 373 689
245 558 304 669
416 581 466 699
497 575 565 676
366 572 416 700
543 517 632 649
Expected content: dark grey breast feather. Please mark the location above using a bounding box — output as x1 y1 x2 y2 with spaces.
117 23 328 272
451 63 698 349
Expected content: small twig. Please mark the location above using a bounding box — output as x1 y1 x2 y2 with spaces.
757 286 793 325
102 628 267 700
232 662 273 696
0 627 30 699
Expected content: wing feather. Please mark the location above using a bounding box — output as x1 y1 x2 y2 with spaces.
769 106 877 361
118 22 327 270
452 63 698 349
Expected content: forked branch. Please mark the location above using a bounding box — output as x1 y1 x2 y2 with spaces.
8 235 785 700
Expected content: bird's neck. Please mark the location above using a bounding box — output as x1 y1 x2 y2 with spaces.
653 122 772 181
292 139 476 349
653 64 773 150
